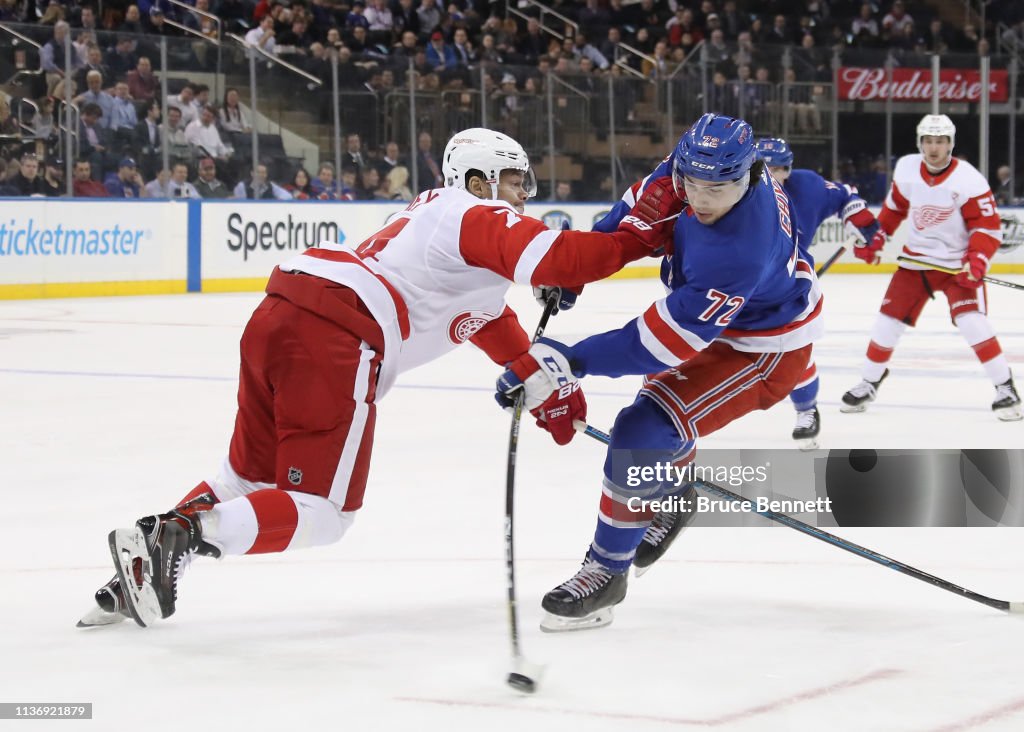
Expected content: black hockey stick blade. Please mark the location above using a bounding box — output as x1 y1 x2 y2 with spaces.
572 421 1024 614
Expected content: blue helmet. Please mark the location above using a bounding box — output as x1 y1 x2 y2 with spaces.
672 113 756 185
756 137 794 167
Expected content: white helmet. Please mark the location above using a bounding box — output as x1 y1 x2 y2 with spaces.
916 114 956 149
442 128 537 199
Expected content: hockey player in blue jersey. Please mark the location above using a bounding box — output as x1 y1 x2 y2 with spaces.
756 138 881 449
496 114 824 631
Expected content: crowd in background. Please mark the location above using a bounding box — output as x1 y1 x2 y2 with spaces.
0 0 1020 200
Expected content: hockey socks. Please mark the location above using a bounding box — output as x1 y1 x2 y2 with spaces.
956 313 1011 385
198 489 354 555
862 314 907 382
789 360 819 412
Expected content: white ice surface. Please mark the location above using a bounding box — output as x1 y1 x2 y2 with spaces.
3 275 1024 731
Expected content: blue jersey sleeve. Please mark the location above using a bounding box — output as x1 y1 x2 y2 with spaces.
787 169 865 237
570 229 770 378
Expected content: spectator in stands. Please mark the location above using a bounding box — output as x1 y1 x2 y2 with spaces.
194 157 230 198
415 129 442 192
376 140 403 176
8 153 44 196
74 44 111 92
356 166 381 199
955 24 982 52
192 85 211 115
166 162 200 198
245 15 277 55
517 18 546 64
219 88 251 134
346 1 370 32
286 167 315 199
164 105 192 163
40 156 64 197
185 104 231 161
339 166 358 199
105 157 144 197
233 163 292 199
144 168 173 197
127 57 159 103
882 1 914 36
105 36 139 78
924 19 952 53
135 100 162 179
146 8 177 37
342 133 366 171
385 165 412 200
720 0 746 40
393 0 420 39
167 83 198 128
109 81 139 151
310 161 340 199
78 102 110 177
451 27 475 67
73 71 115 128
425 30 455 70
553 180 573 202
766 15 793 45
994 165 1015 206
120 5 145 34
416 0 442 39
572 33 610 71
41 22 81 95
73 159 109 196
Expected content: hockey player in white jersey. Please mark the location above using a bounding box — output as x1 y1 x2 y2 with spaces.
841 114 1021 420
79 128 684 629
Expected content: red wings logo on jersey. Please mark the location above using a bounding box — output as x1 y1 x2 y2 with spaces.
447 311 497 344
912 205 955 230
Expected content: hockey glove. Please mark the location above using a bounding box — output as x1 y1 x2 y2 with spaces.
842 199 881 244
617 176 684 255
495 338 586 445
533 285 580 314
853 230 886 265
955 250 989 289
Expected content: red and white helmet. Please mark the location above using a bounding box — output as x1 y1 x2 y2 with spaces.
442 128 537 199
916 114 956 150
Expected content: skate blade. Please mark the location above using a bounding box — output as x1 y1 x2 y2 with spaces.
76 605 128 629
995 405 1023 422
539 607 615 633
108 528 161 628
795 436 819 451
839 403 867 414
634 564 651 578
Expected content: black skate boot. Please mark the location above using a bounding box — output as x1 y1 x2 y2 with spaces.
108 494 221 627
792 407 821 450
840 369 889 413
540 556 628 632
76 575 131 628
993 378 1023 422
634 483 699 577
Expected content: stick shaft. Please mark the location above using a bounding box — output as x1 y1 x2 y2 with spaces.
571 421 1019 614
897 255 1024 291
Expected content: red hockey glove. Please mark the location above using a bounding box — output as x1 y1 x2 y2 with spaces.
853 230 886 265
617 176 684 254
495 339 587 445
842 199 881 244
955 250 989 289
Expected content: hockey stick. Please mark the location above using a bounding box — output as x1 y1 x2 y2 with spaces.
897 255 1024 291
572 420 1024 614
503 294 559 694
815 245 847 276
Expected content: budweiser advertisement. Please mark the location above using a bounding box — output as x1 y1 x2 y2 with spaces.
838 66 1009 103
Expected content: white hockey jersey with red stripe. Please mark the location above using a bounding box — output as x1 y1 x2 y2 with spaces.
276 187 651 397
881 154 1002 270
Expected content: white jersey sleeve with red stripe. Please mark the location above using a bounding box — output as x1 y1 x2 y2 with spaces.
276 187 650 395
880 154 1003 270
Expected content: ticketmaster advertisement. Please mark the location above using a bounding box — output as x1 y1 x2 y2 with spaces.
0 199 188 296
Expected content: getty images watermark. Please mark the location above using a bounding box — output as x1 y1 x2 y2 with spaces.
624 461 834 515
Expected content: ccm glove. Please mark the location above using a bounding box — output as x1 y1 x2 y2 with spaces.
842 199 881 244
496 338 586 445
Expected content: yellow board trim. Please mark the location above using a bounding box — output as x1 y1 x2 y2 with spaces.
201 277 271 293
0 280 187 300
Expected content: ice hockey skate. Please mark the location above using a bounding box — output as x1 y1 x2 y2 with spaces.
634 483 699 577
993 378 1023 421
792 407 821 450
76 574 132 628
108 494 221 627
840 369 889 413
540 556 628 632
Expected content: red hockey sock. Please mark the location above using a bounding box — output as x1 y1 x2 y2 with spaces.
244 490 299 554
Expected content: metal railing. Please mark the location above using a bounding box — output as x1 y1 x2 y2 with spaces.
505 0 577 41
